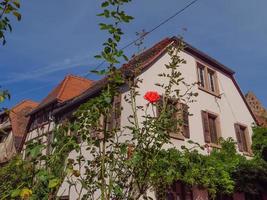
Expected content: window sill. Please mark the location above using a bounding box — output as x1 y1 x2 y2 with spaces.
198 86 221 99
206 143 221 149
169 133 185 141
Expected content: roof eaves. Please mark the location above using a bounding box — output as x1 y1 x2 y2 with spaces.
27 99 58 116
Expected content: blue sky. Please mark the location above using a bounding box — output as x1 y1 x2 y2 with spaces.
0 0 266 108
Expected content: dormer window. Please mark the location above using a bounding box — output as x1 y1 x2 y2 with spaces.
197 62 219 96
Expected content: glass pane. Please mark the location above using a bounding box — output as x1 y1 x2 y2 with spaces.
208 70 216 92
198 67 205 88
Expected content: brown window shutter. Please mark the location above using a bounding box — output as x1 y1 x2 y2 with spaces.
114 93 122 129
201 111 211 143
234 124 243 152
182 103 190 138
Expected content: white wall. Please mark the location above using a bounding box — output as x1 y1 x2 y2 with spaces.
120 51 255 154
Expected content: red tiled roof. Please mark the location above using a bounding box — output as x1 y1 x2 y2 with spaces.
32 75 94 113
9 100 38 151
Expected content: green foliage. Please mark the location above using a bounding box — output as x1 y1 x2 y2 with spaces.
0 156 32 200
232 157 267 195
0 123 78 199
150 139 242 198
252 126 267 159
0 89 10 103
0 0 21 45
231 126 267 195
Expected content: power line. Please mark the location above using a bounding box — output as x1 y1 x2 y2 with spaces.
84 0 200 77
8 0 201 98
121 0 200 51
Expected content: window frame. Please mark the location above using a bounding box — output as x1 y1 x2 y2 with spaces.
201 110 221 147
196 61 220 97
157 96 190 140
234 123 252 155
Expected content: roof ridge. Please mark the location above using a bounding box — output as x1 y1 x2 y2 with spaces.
57 74 94 101
56 75 71 102
66 74 93 83
11 99 38 110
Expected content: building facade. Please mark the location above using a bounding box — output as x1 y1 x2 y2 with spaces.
52 37 257 200
23 75 93 156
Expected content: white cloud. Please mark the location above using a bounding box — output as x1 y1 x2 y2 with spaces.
0 54 95 85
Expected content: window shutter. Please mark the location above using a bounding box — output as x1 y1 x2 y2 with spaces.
234 124 243 152
201 111 211 143
182 103 190 138
113 93 121 129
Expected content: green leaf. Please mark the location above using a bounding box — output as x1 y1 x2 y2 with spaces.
101 1 109 8
48 178 60 189
13 1 20 8
91 69 106 75
94 55 102 59
13 11 21 21
11 189 21 198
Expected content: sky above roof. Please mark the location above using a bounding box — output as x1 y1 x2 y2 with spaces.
0 0 266 108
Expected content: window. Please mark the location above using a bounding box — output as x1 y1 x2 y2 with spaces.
207 69 216 92
234 123 250 153
201 111 221 144
197 65 206 88
197 62 219 95
157 97 190 139
165 181 193 200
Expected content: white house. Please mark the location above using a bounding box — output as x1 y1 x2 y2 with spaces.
25 37 258 200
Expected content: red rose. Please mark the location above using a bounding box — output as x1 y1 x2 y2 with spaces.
144 91 160 103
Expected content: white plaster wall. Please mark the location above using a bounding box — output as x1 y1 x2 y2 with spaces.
119 51 255 154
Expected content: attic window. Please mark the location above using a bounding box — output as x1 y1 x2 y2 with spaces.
197 62 219 96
